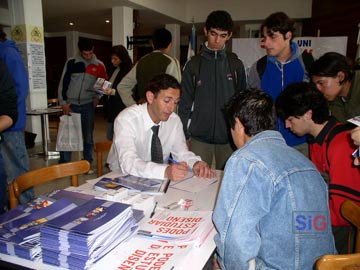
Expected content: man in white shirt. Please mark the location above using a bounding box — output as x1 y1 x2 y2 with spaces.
107 74 212 181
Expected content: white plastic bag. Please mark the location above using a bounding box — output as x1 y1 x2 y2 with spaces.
56 113 83 151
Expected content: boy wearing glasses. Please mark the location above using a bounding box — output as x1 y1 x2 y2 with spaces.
178 10 246 170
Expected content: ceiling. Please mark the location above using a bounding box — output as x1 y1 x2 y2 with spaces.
41 0 190 38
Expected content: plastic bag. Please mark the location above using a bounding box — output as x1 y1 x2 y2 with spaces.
56 113 83 151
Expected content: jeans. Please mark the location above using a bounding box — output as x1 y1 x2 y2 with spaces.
0 131 34 205
0 150 7 214
59 102 95 164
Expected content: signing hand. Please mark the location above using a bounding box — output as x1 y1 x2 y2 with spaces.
165 162 189 181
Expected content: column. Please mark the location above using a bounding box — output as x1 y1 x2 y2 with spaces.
112 6 133 60
166 24 180 60
8 0 47 143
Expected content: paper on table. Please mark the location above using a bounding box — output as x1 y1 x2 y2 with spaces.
347 116 360 126
170 173 218 193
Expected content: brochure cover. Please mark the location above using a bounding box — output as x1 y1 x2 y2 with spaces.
94 237 193 270
137 210 214 247
93 78 112 96
95 175 170 194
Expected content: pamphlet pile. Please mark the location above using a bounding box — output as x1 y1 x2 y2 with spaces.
0 197 77 261
137 210 214 247
40 198 138 269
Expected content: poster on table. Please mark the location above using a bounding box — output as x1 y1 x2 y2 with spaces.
232 36 348 72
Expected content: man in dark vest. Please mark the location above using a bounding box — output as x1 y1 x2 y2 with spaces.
117 28 181 106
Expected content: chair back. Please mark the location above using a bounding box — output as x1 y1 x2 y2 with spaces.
8 160 90 208
94 141 112 177
314 254 360 269
341 200 360 253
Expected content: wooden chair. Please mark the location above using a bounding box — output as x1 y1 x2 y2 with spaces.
8 160 90 209
342 200 360 253
314 254 360 269
314 200 360 269
94 141 112 177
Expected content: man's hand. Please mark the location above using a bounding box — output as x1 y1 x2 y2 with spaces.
351 127 360 146
103 87 114 95
193 161 215 178
165 162 189 181
62 104 71 115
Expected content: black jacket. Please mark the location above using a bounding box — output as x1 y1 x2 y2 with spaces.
178 45 246 144
104 63 132 123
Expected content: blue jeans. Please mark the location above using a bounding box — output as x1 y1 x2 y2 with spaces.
59 102 95 164
0 131 34 205
0 149 7 214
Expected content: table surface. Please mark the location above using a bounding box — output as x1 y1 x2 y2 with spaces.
26 107 63 115
0 171 223 270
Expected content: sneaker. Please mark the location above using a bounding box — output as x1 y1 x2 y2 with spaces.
86 168 95 175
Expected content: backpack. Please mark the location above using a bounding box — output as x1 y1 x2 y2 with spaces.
190 51 243 90
256 50 314 80
325 123 354 166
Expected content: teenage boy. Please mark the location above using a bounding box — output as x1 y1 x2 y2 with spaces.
248 12 313 156
58 38 108 173
178 10 246 170
276 82 360 254
213 88 335 269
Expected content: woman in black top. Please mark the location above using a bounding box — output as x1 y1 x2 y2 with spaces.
103 45 132 140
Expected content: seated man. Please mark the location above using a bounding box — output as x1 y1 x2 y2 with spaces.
276 82 360 254
213 89 335 270
107 74 212 181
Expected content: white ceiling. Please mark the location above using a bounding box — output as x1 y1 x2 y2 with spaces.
41 0 312 37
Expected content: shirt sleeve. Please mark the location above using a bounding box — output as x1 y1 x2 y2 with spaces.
169 116 201 168
213 158 273 269
117 65 137 107
111 113 168 179
165 57 182 82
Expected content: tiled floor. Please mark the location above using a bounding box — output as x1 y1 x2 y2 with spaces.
27 111 110 197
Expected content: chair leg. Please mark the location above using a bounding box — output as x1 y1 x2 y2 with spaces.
97 152 102 177
71 175 79 187
8 184 19 209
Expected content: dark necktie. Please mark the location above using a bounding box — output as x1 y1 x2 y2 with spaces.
151 125 163 163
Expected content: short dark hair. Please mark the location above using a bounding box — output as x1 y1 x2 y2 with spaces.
111 45 132 67
205 10 234 33
225 89 275 136
78 38 94 51
151 28 172 50
261 12 295 41
0 29 6 41
146 74 181 97
309 52 354 83
276 82 330 124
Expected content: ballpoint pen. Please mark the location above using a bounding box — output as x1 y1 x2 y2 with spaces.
150 202 158 218
168 157 193 172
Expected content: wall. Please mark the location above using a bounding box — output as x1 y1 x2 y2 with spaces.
302 0 360 60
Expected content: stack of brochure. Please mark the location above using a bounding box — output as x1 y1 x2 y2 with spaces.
40 198 138 269
137 210 214 247
0 198 77 261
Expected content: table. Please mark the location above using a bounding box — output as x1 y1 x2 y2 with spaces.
0 171 223 270
26 107 63 160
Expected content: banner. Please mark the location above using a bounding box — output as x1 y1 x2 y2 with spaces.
232 37 348 72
